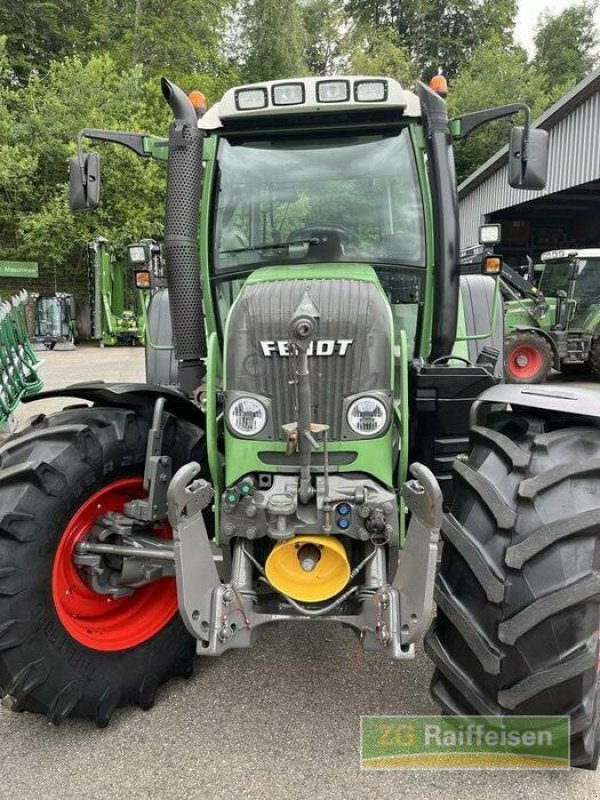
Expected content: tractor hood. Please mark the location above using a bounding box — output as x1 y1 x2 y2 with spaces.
223 264 394 442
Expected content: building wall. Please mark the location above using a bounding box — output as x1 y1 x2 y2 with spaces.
459 87 600 251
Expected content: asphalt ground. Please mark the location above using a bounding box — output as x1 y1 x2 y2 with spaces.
2 345 599 800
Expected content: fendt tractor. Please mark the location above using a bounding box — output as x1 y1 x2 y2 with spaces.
505 248 600 383
0 75 597 769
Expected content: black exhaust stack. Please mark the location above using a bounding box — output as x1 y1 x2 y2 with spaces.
417 82 460 362
161 78 207 394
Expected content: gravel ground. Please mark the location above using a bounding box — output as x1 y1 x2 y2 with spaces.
1 346 598 800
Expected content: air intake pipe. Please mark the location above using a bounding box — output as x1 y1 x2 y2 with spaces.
417 82 460 362
161 78 207 394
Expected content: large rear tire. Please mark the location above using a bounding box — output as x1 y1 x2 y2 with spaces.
426 413 600 769
0 405 204 726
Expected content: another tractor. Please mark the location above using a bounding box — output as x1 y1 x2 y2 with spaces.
504 248 600 382
88 237 148 346
0 75 597 769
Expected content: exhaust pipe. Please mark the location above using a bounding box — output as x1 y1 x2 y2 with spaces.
417 82 460 362
161 77 207 394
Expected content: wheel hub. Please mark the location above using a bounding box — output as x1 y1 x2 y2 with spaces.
52 477 178 652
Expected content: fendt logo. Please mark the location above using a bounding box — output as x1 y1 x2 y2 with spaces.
260 339 353 357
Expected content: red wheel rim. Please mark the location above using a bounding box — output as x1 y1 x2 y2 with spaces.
508 344 544 380
52 477 178 652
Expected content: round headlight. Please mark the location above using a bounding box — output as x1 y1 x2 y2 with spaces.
347 397 387 436
228 397 267 436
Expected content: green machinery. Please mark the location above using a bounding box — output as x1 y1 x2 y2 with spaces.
0 290 43 435
88 237 148 346
31 293 79 351
504 248 600 382
0 75 598 768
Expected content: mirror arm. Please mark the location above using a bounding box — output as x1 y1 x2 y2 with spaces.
76 129 152 186
452 103 530 141
78 128 151 157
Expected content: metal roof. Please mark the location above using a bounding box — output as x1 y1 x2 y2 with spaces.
458 67 600 249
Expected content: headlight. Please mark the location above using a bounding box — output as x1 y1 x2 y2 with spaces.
316 80 350 103
347 397 387 436
272 83 304 106
235 87 268 110
228 397 267 436
354 80 387 102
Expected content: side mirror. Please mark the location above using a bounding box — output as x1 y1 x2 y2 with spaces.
69 152 101 212
508 127 548 190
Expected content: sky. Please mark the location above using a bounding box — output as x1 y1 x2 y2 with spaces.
516 0 600 55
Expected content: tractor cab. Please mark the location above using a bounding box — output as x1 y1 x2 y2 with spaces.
539 248 600 329
203 77 427 363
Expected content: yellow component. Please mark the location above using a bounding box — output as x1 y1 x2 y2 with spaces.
265 535 351 603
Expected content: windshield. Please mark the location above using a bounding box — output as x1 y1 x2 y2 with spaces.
539 262 570 296
213 130 425 273
574 258 600 310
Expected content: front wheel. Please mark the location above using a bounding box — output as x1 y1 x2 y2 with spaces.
426 413 600 768
504 331 553 383
0 405 204 726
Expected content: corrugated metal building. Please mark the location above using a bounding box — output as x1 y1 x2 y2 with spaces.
459 67 600 265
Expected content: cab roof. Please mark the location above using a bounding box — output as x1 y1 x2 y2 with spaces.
542 248 600 262
199 76 421 131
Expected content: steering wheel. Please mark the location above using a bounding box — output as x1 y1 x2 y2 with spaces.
286 225 353 260
287 225 351 245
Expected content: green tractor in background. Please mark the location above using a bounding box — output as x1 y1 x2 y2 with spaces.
504 248 600 382
0 75 598 769
88 237 149 346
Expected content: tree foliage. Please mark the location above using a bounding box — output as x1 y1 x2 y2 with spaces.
302 0 348 75
239 0 307 82
346 0 517 79
534 1 599 87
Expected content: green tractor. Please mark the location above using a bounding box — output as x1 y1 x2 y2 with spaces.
0 75 598 769
504 248 600 382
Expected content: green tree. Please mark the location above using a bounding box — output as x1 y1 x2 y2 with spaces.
302 0 347 75
0 0 237 89
240 0 307 82
347 0 517 79
0 1 102 80
534 1 598 87
350 26 415 85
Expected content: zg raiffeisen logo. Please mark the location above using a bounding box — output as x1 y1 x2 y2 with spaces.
360 716 570 770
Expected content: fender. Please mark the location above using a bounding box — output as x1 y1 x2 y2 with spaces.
471 383 600 423
23 382 204 428
508 325 560 370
